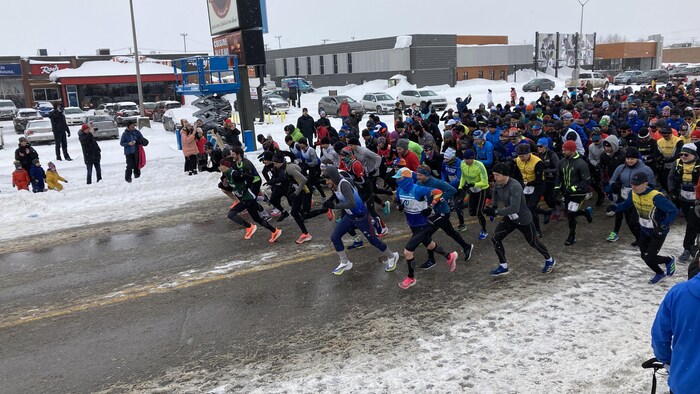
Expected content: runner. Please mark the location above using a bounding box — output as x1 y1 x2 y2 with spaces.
457 149 490 239
483 163 556 276
555 140 593 246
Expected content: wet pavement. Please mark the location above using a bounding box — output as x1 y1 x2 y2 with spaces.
0 198 676 393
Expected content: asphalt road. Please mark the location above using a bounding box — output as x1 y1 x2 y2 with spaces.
0 196 656 393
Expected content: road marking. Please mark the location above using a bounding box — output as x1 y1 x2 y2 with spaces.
0 219 478 330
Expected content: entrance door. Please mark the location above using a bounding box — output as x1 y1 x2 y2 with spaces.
66 85 79 107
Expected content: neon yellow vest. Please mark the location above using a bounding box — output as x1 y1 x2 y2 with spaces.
515 154 542 184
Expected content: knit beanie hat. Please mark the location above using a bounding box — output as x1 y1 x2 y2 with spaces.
681 143 697 157
562 140 577 152
396 139 409 150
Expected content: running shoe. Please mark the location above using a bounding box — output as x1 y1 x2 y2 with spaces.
295 233 313 244
270 208 281 217
385 252 399 272
421 260 436 269
379 225 389 237
464 244 474 262
549 210 561 221
606 205 617 217
585 192 593 201
347 240 364 250
631 240 639 247
678 250 691 263
543 211 551 225
606 231 619 242
383 201 391 216
372 217 383 235
446 251 458 273
276 211 290 222
666 256 676 277
244 224 257 240
648 273 666 284
268 228 282 243
326 209 335 221
542 258 556 273
333 261 353 275
490 265 510 276
585 206 593 223
479 230 488 240
456 224 467 232
398 276 416 289
564 233 576 246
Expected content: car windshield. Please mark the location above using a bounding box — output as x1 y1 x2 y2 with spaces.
0 102 13 108
89 116 112 122
266 95 284 101
64 108 83 114
120 105 137 110
144 103 157 109
19 111 39 117
375 94 393 101
419 90 437 97
28 120 51 128
337 96 356 103
166 103 181 109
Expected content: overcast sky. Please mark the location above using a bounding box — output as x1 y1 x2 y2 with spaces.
2 0 699 57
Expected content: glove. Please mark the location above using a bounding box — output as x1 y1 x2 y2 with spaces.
420 207 433 217
322 199 335 209
67 131 71 137
483 205 497 217
64 179 68 183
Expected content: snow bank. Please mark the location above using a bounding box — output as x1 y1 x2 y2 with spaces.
50 61 178 81
394 36 412 49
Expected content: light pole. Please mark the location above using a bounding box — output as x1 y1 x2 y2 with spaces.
128 0 145 116
575 0 590 85
180 33 188 53
275 35 282 49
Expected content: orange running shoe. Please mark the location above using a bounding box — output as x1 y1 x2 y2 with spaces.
269 228 282 243
244 224 257 240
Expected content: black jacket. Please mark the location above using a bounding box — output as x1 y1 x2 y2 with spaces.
296 114 315 137
48 109 69 134
14 144 39 172
78 130 102 163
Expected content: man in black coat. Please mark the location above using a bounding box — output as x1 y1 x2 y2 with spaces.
296 108 315 146
47 103 72 161
14 137 39 173
78 123 102 184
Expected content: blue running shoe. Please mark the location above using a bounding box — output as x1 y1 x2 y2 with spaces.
649 273 666 284
479 230 488 240
490 265 509 277
666 256 676 277
585 206 593 223
542 258 556 273
347 240 364 250
383 201 391 216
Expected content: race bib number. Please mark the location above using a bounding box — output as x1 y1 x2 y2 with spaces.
523 186 535 195
681 190 695 200
508 213 519 220
621 187 631 199
567 201 580 211
470 187 481 193
639 217 654 228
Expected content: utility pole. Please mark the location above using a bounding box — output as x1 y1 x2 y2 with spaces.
575 0 590 85
275 35 282 49
351 36 355 42
321 39 330 44
180 33 188 53
128 0 145 116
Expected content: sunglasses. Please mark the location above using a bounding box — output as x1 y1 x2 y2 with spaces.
680 153 692 157
424 146 433 151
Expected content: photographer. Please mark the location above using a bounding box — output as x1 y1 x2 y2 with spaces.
78 123 102 184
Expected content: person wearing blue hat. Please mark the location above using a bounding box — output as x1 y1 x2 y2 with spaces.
472 130 494 169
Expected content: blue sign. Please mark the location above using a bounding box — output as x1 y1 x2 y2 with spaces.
260 0 268 34
0 64 22 77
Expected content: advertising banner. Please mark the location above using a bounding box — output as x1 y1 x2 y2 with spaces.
212 31 244 65
207 0 240 35
559 34 577 67
579 34 595 66
0 64 22 77
30 63 71 76
537 33 557 69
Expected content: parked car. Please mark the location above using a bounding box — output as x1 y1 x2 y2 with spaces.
522 78 556 92
613 70 643 85
0 125 4 150
630 69 670 84
113 101 139 126
565 72 609 88
0 99 17 120
361 92 397 114
13 109 43 133
95 103 116 116
670 66 700 83
263 88 290 101
84 115 119 139
281 77 314 93
63 107 86 125
317 95 364 118
163 106 198 132
396 89 448 111
35 101 54 117
263 95 290 114
152 100 181 122
24 119 54 144
143 102 157 119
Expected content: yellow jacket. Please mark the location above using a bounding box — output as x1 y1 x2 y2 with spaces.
46 170 66 190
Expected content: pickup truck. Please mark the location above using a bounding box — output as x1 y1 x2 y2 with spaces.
565 72 609 88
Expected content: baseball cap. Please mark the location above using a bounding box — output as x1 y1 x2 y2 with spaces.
392 167 414 179
630 172 649 186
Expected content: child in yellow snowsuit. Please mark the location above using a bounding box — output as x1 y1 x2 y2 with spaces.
46 161 67 191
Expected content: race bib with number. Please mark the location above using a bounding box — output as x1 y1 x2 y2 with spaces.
621 187 631 199
681 190 695 200
639 217 654 228
508 213 519 220
523 186 535 195
567 201 580 211
470 187 481 193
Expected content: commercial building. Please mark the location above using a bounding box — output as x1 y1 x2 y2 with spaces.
593 36 664 72
662 45 700 64
264 35 534 88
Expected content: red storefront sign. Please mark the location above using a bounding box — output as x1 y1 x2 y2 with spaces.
30 63 71 76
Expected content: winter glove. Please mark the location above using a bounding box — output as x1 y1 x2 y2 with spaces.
482 205 497 217
322 198 335 209
420 207 433 217
67 131 71 137
64 179 68 183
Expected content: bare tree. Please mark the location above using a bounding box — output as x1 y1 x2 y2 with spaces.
598 33 628 43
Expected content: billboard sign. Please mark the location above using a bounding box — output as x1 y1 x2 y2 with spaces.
213 31 244 64
0 63 22 77
537 33 557 69
558 34 577 67
579 34 595 66
30 63 71 76
208 0 240 35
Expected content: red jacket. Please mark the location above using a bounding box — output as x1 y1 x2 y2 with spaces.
196 136 206 154
12 168 31 190
401 150 420 171
339 102 351 117
315 126 329 145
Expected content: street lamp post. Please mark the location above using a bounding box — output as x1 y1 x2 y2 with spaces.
180 33 188 53
574 0 590 86
128 0 145 116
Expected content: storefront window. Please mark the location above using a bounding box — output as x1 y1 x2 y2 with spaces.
33 88 59 101
78 82 178 108
0 78 26 107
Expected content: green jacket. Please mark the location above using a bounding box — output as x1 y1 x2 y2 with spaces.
458 159 489 190
407 140 423 157
290 128 304 142
222 168 255 201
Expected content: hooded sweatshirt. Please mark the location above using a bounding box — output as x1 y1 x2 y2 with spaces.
599 135 625 178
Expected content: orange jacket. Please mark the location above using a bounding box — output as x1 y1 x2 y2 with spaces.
12 169 30 190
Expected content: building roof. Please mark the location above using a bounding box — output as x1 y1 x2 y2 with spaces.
50 60 177 81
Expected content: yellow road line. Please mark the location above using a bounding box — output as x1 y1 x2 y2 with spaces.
0 219 477 330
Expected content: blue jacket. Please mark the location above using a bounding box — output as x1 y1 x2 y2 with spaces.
29 165 45 192
441 158 462 188
120 129 145 155
485 129 500 147
569 123 589 146
651 275 700 394
627 116 645 134
418 177 456 215
474 141 494 168
667 117 683 132
395 177 435 227
615 187 678 235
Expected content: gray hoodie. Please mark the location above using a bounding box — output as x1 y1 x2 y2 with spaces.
588 137 606 166
492 177 533 226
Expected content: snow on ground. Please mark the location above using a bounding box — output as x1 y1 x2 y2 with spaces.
1 71 573 242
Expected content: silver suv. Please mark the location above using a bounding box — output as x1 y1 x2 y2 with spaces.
396 90 447 111
0 99 17 120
